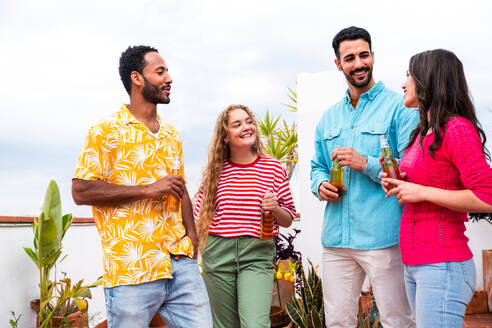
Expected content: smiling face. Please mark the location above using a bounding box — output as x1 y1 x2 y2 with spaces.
140 51 173 104
224 108 257 152
335 38 375 91
402 71 418 108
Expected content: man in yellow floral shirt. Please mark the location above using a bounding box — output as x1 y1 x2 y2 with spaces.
72 45 212 328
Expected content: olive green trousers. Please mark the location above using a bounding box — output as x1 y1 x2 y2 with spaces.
202 234 275 328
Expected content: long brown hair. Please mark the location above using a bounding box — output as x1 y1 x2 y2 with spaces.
405 49 489 160
197 104 266 249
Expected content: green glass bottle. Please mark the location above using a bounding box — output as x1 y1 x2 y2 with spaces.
379 135 402 180
330 145 344 193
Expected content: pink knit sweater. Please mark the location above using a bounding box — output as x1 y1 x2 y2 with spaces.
399 117 492 265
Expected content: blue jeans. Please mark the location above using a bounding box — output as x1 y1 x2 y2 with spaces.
404 259 476 328
104 257 212 328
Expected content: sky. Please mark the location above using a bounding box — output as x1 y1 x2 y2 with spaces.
1 0 491 217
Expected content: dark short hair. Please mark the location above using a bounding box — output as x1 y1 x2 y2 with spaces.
119 45 158 95
332 26 371 59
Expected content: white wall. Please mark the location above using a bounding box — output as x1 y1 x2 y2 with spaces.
296 70 492 288
297 71 346 272
1 224 105 328
465 220 492 289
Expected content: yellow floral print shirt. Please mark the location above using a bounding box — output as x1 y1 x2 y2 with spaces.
74 104 193 288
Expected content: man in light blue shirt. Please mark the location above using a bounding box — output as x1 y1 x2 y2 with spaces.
310 26 417 328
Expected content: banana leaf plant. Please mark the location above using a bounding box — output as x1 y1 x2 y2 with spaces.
285 260 325 328
24 180 101 328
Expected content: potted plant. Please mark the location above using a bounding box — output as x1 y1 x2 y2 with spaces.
273 228 302 305
24 180 101 328
285 260 325 327
270 229 301 327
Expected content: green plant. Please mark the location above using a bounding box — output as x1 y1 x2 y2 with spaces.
469 212 492 225
285 260 324 327
257 87 298 179
24 180 101 328
282 87 297 111
9 311 21 328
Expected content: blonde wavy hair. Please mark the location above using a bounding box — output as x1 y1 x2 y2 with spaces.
197 104 266 249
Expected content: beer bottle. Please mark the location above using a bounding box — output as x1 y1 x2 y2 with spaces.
329 145 344 193
379 135 402 180
260 191 274 239
166 157 181 212
260 210 274 239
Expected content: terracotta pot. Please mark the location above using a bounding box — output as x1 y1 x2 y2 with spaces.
483 249 492 312
95 312 166 328
357 293 372 321
36 311 88 328
270 305 291 328
272 259 295 308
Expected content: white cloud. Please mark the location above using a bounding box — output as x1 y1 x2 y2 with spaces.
1 0 492 215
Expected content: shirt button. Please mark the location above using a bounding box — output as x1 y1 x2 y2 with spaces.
346 169 349 172
351 126 354 129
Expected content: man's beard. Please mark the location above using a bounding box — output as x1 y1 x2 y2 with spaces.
344 67 373 88
142 75 170 104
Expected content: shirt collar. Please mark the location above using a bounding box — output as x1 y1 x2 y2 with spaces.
118 104 167 137
119 104 140 124
344 81 385 104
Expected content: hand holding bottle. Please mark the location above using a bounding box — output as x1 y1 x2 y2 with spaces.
328 145 346 198
319 181 346 202
260 191 276 239
261 190 278 212
166 157 182 212
379 170 407 193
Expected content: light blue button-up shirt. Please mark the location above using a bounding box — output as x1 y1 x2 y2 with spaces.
310 81 419 250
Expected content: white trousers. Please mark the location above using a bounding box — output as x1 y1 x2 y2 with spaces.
321 245 415 328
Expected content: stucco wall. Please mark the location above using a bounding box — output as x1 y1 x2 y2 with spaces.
1 224 105 327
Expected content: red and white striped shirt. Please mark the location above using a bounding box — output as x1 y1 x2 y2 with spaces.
194 156 296 238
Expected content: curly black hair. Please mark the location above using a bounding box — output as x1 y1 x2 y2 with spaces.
119 45 158 95
332 26 371 59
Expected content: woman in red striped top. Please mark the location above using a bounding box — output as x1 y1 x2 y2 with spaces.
194 104 296 328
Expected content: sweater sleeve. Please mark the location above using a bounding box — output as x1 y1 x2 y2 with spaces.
443 117 492 205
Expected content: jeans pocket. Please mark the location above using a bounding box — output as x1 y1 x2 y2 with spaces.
460 259 476 294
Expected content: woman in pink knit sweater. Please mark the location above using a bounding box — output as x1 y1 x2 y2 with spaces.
381 49 492 327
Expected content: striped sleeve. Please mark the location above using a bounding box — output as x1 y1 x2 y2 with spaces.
193 185 204 222
276 164 297 220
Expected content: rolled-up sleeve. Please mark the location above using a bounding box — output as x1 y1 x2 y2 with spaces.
310 118 330 200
